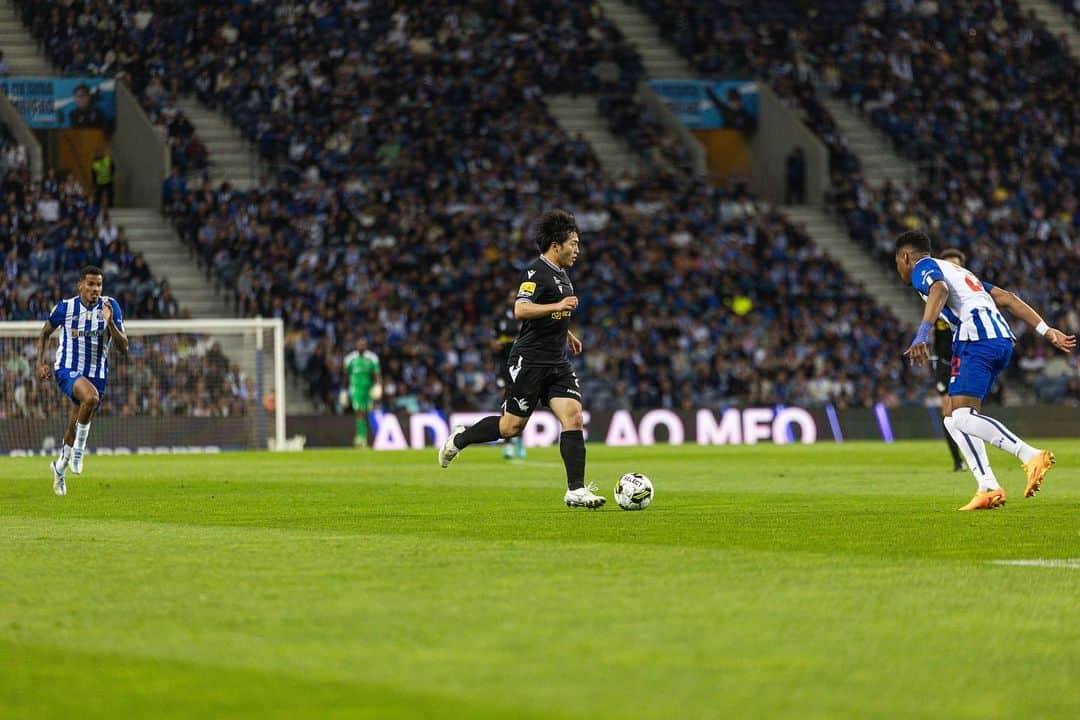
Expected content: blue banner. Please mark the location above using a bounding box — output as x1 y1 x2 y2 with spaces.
648 80 758 130
0 77 116 129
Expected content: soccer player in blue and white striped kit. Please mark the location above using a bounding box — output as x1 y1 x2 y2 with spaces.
895 232 1076 510
35 266 128 496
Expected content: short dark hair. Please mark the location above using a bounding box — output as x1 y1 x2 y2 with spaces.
533 209 579 253
894 230 931 256
79 265 104 280
938 247 966 264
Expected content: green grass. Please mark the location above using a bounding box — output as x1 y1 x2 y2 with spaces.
2 441 1080 719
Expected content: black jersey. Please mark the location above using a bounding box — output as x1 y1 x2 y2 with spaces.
509 256 574 366
494 308 517 373
932 318 954 360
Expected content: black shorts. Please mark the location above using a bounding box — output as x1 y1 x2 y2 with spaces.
503 356 582 417
934 356 953 394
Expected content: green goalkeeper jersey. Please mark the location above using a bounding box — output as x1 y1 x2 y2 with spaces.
344 349 379 393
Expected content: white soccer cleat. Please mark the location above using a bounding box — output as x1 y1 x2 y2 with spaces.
69 450 84 475
564 482 606 509
51 460 66 496
438 425 465 468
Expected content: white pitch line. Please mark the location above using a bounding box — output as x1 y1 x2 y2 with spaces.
989 559 1080 569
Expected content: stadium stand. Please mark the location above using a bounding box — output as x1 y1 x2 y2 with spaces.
630 0 862 181
812 1 1080 385
146 1 914 411
0 124 179 323
631 0 1080 399
0 121 251 419
10 1 957 412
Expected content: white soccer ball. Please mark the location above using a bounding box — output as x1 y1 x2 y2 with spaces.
615 472 653 511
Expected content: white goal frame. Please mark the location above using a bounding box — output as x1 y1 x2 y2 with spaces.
0 317 286 451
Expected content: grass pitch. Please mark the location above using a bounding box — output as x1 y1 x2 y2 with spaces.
2 441 1079 719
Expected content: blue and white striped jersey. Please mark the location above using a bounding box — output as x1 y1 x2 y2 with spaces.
912 257 1014 342
47 295 124 380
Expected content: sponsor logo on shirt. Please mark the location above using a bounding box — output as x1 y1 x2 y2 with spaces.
70 328 107 338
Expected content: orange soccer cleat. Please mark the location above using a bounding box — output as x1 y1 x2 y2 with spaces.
1023 450 1055 498
958 488 1007 511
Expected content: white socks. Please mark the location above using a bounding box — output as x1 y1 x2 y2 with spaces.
74 422 91 451
951 408 1038 464
71 423 91 468
944 417 998 491
56 444 73 471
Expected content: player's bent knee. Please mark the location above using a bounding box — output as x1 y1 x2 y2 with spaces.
500 415 527 438
561 411 584 431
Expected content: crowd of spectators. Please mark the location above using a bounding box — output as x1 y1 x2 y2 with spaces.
811 0 1080 392
14 0 210 173
141 84 209 174
131 1 917 413
16 0 695 186
631 0 862 185
596 78 698 177
0 159 179 323
631 0 1080 400
0 333 261 420
20 1 1076 411
166 170 919 413
0 121 260 419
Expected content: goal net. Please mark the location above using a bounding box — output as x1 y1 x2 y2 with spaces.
0 318 285 456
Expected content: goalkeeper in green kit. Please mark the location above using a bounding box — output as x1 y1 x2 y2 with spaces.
343 337 381 448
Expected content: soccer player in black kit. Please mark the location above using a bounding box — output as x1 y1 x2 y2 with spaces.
439 210 605 508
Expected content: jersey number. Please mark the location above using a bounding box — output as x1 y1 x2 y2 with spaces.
963 274 983 292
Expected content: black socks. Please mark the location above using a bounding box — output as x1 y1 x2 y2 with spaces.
455 416 502 449
560 430 586 490
455 421 586 490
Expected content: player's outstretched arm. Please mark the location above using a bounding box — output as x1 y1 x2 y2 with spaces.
990 287 1077 353
101 301 129 355
36 320 56 380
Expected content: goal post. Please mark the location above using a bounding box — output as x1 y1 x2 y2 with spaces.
0 317 287 455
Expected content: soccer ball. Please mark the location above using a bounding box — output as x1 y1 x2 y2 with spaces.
615 472 653 511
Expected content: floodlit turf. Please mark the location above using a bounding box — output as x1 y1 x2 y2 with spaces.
3 440 1080 719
